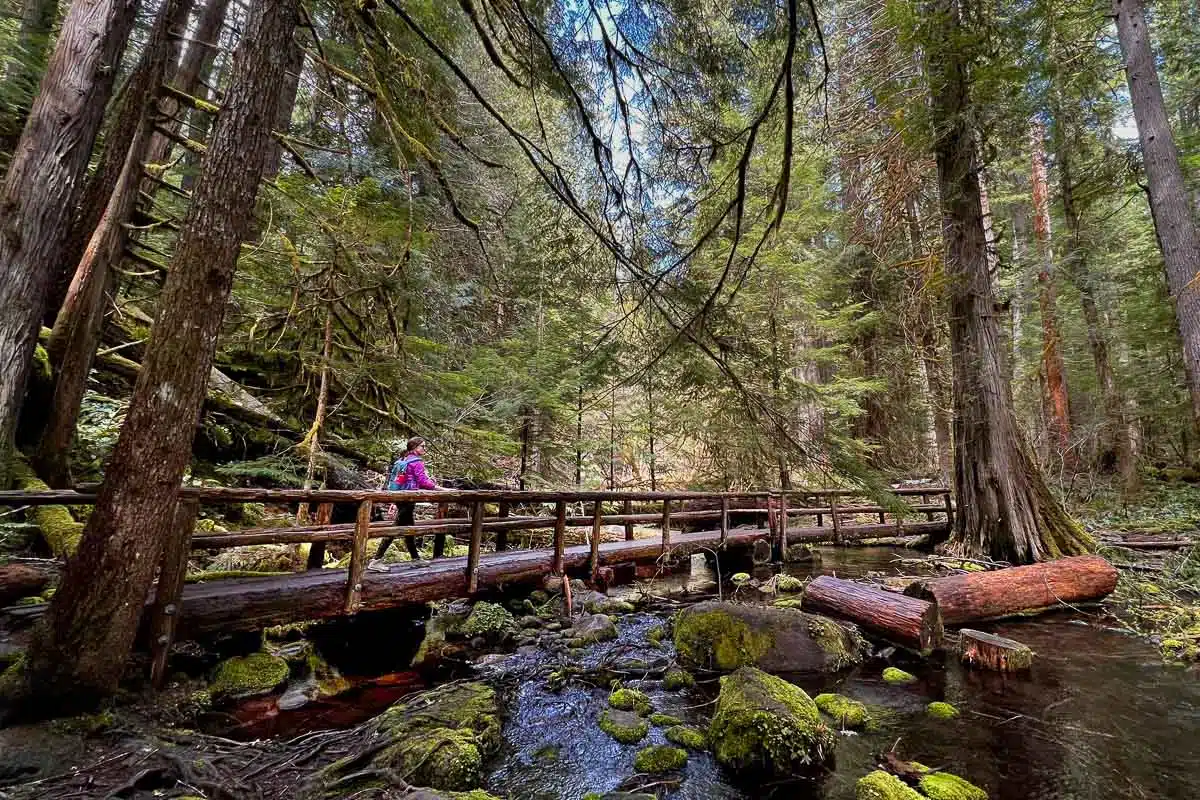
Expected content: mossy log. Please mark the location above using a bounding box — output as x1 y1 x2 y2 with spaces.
956 629 1034 671
9 458 84 557
0 562 57 606
803 575 943 653
903 555 1118 625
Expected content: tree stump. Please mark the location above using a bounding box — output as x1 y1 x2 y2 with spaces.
803 575 943 653
904 555 1118 625
957 629 1034 671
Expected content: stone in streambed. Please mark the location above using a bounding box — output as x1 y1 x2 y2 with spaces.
569 613 618 645
856 770 925 800
926 701 960 719
882 667 918 685
633 744 688 773
708 666 835 775
209 652 289 702
663 668 695 690
814 693 870 729
918 771 988 800
608 687 652 715
665 725 707 750
674 601 866 672
598 708 649 744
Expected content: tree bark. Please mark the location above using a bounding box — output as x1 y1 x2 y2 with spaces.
0 0 61 159
957 629 1034 671
1113 0 1200 429
904 555 1118 624
1030 121 1072 456
0 0 143 482
262 30 305 180
802 575 943 653
923 0 1092 563
35 0 194 488
17 0 300 714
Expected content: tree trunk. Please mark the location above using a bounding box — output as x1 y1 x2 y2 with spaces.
262 31 304 180
923 0 1091 563
1030 121 1072 456
0 0 143 482
1113 0 1200 430
1059 147 1137 489
16 0 300 714
802 575 943 654
0 0 61 160
35 0 194 488
297 304 333 523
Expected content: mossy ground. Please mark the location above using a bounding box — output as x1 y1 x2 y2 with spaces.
633 744 688 773
814 693 870 729
708 666 835 775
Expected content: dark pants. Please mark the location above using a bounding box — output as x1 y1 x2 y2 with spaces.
375 502 445 560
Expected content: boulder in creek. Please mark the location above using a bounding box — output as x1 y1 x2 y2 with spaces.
306 682 501 795
673 601 866 672
568 613 618 645
208 652 289 703
708 666 836 775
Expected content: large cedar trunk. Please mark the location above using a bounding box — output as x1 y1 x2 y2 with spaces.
924 0 1091 563
16 0 300 714
1029 122 1072 456
36 0 194 488
0 0 142 480
1113 0 1200 429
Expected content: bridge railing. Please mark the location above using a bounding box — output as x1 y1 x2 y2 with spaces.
0 484 951 686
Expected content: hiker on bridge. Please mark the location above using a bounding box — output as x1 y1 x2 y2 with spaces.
376 436 447 562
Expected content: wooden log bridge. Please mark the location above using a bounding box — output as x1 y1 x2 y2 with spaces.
0 484 950 685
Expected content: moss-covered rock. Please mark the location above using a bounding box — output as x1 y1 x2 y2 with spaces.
730 572 751 584
665 725 707 750
312 682 501 793
772 597 805 610
587 597 637 615
633 744 688 773
648 712 684 727
674 602 865 673
646 624 667 646
462 601 516 637
708 666 835 775
412 601 474 669
209 652 289 702
882 667 917 684
609 687 653 715
775 574 804 592
569 613 618 645
598 708 649 744
926 701 960 719
918 771 988 800
856 770 924 800
663 668 695 690
814 693 870 729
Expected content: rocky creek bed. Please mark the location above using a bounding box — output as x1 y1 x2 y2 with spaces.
1 546 1198 800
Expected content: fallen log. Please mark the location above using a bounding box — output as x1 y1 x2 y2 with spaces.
903 555 1118 626
802 575 943 653
0 561 58 605
956 629 1033 671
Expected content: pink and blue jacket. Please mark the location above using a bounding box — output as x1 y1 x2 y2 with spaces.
387 456 437 490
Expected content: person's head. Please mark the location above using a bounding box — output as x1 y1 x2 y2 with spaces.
405 436 426 456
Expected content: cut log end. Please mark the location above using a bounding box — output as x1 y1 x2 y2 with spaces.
957 629 1034 671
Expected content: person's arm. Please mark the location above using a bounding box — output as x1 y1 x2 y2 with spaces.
410 459 439 490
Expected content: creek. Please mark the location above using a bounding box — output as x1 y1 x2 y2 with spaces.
217 546 1200 799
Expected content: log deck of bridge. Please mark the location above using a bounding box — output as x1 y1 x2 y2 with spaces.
0 485 951 685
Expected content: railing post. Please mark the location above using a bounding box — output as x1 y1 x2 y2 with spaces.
150 496 199 688
305 502 333 570
775 491 788 562
496 502 510 552
344 500 372 614
922 492 934 521
552 500 566 575
590 501 603 582
660 499 671 555
623 498 634 541
943 490 954 533
719 496 729 545
830 493 842 544
878 509 887 525
467 500 484 593
766 493 777 539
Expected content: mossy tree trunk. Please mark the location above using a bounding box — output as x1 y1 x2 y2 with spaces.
922 0 1093 563
16 0 301 715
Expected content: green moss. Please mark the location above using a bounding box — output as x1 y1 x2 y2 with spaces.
633 744 688 773
186 570 290 582
10 458 84 557
665 725 707 750
209 652 289 701
775 574 804 592
609 687 653 716
649 712 684 727
663 668 695 690
927 701 960 719
772 597 804 610
445 792 504 800
588 598 636 615
882 667 917 684
708 666 835 775
13 595 44 606
533 743 561 761
814 693 870 729
807 615 867 670
462 601 516 636
646 624 667 645
598 708 649 744
673 608 774 671
919 772 988 800
52 710 115 737
856 770 925 800
730 573 751 584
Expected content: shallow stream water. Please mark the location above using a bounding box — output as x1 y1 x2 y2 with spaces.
229 546 1200 799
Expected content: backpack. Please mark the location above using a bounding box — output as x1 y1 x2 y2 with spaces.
387 456 419 490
